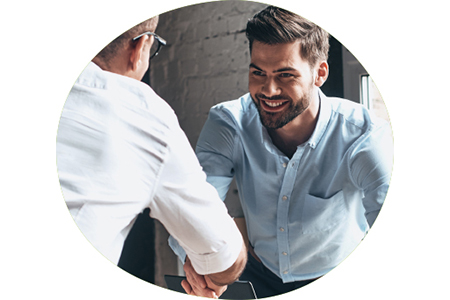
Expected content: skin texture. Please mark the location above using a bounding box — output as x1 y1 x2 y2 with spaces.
249 40 328 158
92 34 153 81
182 257 225 298
182 244 247 298
249 42 315 130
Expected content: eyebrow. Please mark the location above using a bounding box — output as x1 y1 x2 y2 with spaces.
249 63 298 73
249 63 263 71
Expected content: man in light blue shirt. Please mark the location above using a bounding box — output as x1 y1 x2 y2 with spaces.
174 6 393 298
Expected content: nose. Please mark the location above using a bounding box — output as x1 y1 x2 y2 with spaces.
261 77 281 98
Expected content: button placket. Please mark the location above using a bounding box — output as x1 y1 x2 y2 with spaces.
276 148 304 282
277 170 293 281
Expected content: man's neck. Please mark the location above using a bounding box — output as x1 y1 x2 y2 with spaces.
268 93 320 159
92 54 138 80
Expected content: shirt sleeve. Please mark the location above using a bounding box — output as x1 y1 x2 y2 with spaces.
195 107 237 201
168 106 239 265
149 112 243 275
350 122 394 227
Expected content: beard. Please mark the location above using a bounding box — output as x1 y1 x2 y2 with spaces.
252 84 314 130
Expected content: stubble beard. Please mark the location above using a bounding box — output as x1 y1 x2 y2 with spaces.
253 86 314 130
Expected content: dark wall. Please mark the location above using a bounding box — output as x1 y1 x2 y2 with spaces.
321 36 344 98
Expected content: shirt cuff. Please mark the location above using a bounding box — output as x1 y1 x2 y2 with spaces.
168 227 243 275
188 234 243 275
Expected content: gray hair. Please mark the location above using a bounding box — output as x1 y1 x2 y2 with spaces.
94 16 159 67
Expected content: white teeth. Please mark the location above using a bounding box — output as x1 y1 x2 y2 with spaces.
265 101 284 107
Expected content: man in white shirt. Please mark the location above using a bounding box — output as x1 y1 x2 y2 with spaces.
56 15 246 298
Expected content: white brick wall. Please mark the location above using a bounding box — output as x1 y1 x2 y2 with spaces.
150 1 266 220
150 1 266 148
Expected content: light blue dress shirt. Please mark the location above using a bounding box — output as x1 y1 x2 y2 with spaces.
170 90 393 282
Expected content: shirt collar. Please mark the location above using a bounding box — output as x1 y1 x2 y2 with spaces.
83 61 151 95
307 89 332 149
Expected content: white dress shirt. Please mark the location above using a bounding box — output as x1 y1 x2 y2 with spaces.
56 62 243 275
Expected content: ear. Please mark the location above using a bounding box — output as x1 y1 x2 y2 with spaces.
314 61 329 87
129 34 149 72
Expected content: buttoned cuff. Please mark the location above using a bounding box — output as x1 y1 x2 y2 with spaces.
188 235 243 275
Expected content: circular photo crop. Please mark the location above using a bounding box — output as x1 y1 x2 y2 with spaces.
56 1 393 299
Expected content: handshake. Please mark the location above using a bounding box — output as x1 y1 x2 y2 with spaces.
181 245 248 299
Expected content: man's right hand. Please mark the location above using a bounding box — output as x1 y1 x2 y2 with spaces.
181 242 247 298
182 256 226 298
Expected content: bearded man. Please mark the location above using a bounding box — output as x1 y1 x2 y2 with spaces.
171 6 393 298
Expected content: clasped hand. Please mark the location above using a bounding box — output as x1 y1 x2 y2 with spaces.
181 256 228 299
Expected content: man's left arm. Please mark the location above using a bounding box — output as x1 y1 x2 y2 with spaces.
350 123 394 227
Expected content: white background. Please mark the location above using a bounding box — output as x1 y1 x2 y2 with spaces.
1 0 448 299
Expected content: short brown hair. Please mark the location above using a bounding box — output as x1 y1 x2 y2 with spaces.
95 16 159 66
246 6 329 67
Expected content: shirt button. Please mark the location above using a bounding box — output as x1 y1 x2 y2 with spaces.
282 195 288 201
280 227 285 232
282 252 287 256
282 163 287 168
283 271 288 274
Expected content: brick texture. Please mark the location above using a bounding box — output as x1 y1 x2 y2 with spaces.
150 1 266 149
148 1 267 287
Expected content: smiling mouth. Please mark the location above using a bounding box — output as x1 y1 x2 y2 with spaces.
264 101 285 107
260 99 289 112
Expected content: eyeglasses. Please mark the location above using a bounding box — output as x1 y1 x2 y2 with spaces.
132 31 167 59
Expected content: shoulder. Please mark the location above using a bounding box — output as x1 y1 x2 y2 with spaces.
319 94 392 163
326 96 388 132
73 62 177 124
325 97 393 171
208 93 256 126
197 94 255 151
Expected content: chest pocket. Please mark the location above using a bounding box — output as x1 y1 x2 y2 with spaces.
301 190 346 234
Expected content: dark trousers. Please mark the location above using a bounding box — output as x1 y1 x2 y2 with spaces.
239 251 317 299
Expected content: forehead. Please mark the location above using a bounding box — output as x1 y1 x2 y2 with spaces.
250 41 309 71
